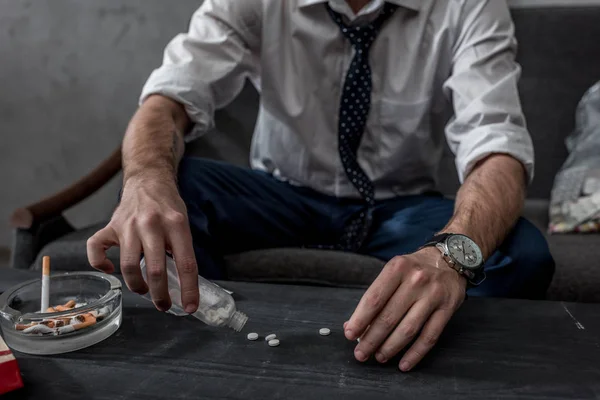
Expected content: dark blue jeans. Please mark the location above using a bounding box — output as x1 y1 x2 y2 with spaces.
177 157 555 299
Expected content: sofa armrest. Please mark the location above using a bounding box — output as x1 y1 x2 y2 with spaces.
10 216 75 270
10 147 122 230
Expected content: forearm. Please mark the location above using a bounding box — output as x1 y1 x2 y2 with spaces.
441 154 527 259
122 95 191 185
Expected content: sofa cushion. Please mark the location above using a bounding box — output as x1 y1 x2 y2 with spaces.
522 199 599 303
32 222 385 288
546 234 599 303
31 222 119 273
31 211 600 302
225 249 383 288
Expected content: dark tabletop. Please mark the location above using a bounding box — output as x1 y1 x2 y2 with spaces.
1 268 599 400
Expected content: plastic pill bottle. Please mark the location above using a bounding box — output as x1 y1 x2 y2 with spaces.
139 256 248 332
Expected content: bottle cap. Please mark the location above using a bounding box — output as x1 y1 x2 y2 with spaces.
228 311 248 332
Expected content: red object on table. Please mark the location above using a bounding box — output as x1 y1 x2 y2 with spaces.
0 336 24 395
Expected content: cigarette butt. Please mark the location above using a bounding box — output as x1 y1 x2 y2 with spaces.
72 320 96 330
52 319 66 328
71 313 96 327
76 313 97 328
82 313 97 323
15 323 34 331
63 300 76 309
58 314 96 334
57 325 75 335
40 320 56 328
22 324 54 335
46 307 56 313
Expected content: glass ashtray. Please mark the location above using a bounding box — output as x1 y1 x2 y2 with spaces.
0 271 122 355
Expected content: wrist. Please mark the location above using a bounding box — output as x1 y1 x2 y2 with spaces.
123 168 178 192
415 247 468 289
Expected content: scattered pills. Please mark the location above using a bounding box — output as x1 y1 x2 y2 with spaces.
265 334 277 341
268 339 280 347
319 328 331 336
247 332 259 341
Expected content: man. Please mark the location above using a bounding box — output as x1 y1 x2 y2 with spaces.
87 0 555 372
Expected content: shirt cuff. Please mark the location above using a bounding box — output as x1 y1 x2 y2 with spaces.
455 129 535 184
139 65 215 142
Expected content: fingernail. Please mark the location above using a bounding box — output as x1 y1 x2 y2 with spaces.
185 304 198 313
400 361 410 372
345 329 354 340
375 352 388 363
355 349 367 362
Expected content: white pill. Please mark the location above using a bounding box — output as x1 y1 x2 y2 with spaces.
265 334 277 341
247 332 259 341
319 328 331 336
268 339 280 347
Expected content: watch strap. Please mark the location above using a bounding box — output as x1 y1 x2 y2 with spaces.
421 233 452 249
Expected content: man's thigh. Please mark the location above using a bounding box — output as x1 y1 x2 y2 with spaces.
362 195 555 299
177 157 337 257
362 194 454 259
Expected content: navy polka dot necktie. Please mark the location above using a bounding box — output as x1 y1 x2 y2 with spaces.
326 3 398 252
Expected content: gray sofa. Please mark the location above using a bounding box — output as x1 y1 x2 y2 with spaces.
7 2 600 302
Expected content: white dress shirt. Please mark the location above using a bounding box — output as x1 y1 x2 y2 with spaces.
141 0 534 199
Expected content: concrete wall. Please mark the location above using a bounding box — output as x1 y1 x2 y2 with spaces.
0 0 201 248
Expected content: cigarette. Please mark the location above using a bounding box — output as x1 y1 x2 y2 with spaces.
15 323 33 331
41 256 50 312
49 300 77 312
58 313 96 335
22 324 54 335
39 320 56 328
63 300 76 309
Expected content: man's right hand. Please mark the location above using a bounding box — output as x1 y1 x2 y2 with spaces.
87 177 199 313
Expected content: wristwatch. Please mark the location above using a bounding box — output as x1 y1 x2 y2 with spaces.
421 233 486 286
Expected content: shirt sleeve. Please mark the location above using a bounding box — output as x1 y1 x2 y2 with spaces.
140 0 262 141
443 0 534 183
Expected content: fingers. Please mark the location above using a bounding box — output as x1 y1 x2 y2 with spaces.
353 283 417 362
345 257 406 341
140 229 170 312
120 234 147 295
87 227 118 273
375 299 436 364
166 212 199 314
399 310 451 372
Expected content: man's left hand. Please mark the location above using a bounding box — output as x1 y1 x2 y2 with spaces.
344 247 467 371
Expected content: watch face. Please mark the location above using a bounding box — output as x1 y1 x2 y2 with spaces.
446 235 483 270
